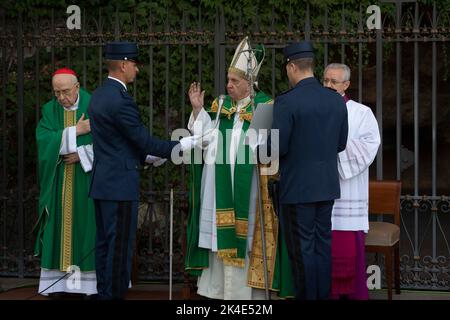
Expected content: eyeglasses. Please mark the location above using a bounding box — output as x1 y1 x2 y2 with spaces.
322 78 348 86
54 82 78 97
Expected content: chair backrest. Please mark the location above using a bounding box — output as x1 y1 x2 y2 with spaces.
369 180 402 226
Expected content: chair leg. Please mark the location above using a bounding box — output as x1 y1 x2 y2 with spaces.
385 249 393 301
394 245 401 294
181 271 192 299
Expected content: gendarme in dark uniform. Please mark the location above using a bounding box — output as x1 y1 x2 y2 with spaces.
271 41 348 300
88 42 179 299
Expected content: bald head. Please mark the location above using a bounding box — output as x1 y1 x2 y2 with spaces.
52 73 79 108
52 73 77 87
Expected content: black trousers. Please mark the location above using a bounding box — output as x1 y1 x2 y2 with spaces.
279 201 334 300
94 200 138 300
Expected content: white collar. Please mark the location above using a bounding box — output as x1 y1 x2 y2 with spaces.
235 96 251 110
108 76 127 90
63 93 80 111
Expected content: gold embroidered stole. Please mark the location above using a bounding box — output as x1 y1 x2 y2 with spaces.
247 166 279 289
60 110 76 271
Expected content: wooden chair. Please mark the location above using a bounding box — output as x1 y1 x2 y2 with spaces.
365 180 402 300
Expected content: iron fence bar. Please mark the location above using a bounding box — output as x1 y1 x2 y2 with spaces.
238 7 243 35
431 1 438 260
323 7 329 72
197 5 202 84
148 12 154 194
34 13 41 120
34 14 40 210
358 5 363 103
413 1 420 263
401 195 450 201
396 2 402 181
98 8 103 86
164 7 169 190
271 48 275 98
214 6 226 96
180 9 189 291
133 7 137 101
375 4 385 267
214 8 220 97
1 8 7 270
5 34 450 47
219 7 226 95
181 11 186 191
164 7 170 256
50 9 55 72
147 10 155 256
67 46 71 68
271 6 275 97
82 8 87 89
148 201 154 254
114 6 120 41
288 2 292 36
431 1 439 198
376 27 383 180
340 4 346 63
252 7 259 37
17 11 25 278
305 3 311 41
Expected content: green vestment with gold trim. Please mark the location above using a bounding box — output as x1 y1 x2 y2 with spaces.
185 91 294 298
34 88 96 272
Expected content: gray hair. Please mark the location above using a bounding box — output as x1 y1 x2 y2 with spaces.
324 63 351 81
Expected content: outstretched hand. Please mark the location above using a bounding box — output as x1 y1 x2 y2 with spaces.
188 82 205 117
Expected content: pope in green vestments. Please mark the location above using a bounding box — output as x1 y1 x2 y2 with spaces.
34 68 97 295
184 38 294 299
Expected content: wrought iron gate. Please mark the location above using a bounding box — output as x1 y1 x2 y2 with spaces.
0 1 449 290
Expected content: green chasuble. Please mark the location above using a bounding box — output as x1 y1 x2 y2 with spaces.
34 88 96 272
185 91 295 298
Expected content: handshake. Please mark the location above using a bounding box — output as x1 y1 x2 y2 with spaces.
145 134 206 167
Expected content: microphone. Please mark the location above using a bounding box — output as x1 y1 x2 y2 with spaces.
213 94 226 128
197 94 225 143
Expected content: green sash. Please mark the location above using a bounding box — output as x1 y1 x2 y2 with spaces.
215 95 258 267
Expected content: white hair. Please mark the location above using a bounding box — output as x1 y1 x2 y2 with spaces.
324 63 351 81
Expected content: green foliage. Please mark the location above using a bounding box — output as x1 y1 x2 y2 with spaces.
1 0 449 195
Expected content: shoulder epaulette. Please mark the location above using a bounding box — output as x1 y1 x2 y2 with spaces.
276 86 295 98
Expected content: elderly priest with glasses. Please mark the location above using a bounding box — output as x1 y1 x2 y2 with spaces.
34 67 97 298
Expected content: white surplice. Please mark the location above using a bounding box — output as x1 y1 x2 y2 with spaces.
332 99 381 233
188 96 264 300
